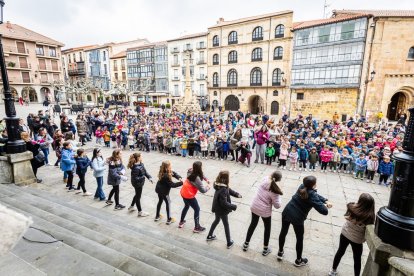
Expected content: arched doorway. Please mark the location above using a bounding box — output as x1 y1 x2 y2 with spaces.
212 100 219 109
271 101 279 115
224 95 240 111
0 87 19 102
22 87 38 102
387 92 407 121
248 95 264 114
40 87 51 102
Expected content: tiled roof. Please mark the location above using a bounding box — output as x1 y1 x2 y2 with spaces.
167 32 207 42
292 13 369 30
209 10 293 28
334 9 414 18
62 45 98 53
110 51 126 59
0 21 64 46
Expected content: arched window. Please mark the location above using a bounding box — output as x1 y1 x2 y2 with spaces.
252 26 263 41
228 50 237 64
228 31 238 45
250 67 262 86
272 68 283 86
213 35 219 47
273 90 279 96
251 48 262 61
408 47 414 59
274 46 283 60
227 69 237 87
213 54 219 65
271 101 279 115
213 72 219 87
213 91 218 96
275 24 285 38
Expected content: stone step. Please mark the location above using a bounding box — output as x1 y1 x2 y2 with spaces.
0 184 290 276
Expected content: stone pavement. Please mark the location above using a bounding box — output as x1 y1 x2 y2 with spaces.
31 143 390 276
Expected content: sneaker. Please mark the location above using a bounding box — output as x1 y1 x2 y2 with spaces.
36 178 43 183
262 247 272 256
227 240 234 249
83 192 92 196
128 206 136 212
166 217 176 225
178 220 186 228
294 258 308 267
114 204 125 210
105 200 113 205
242 242 249 252
138 211 149 217
366 180 370 183
75 190 82 194
277 251 284 260
328 268 338 276
67 188 76 192
289 168 292 171
304 169 307 172
154 214 163 221
193 226 206 233
206 235 217 241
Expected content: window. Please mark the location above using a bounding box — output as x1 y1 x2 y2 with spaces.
250 67 262 86
252 26 263 41
199 51 205 62
79 52 83 62
174 84 179 96
51 60 58 71
213 54 219 65
213 35 219 47
297 93 304 100
21 72 30 83
341 22 355 40
35 45 44 56
227 69 237 87
408 47 414 59
228 51 237 64
173 55 179 65
228 31 238 44
274 46 283 60
275 24 285 38
272 68 283 86
73 53 76 62
68 55 71 63
39 59 46 70
122 72 126 80
252 48 262 61
40 73 48 83
115 73 119 80
102 51 107 61
273 90 279 96
199 84 205 96
214 91 217 96
121 59 125 70
213 72 219 87
113 60 118 71
49 47 57 57
104 64 107 75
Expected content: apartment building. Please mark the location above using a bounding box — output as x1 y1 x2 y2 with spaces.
0 21 64 103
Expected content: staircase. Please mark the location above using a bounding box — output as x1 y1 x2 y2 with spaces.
0 184 295 276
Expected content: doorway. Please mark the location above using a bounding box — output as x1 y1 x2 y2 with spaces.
248 95 264 114
387 92 407 121
224 95 240 111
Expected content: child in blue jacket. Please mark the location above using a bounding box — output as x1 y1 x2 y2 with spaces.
61 141 76 191
378 155 394 186
297 144 309 171
75 148 91 195
354 153 367 180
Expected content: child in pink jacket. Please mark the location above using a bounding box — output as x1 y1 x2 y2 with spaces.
320 146 333 173
278 144 289 170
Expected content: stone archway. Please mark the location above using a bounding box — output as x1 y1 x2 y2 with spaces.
271 101 279 115
224 95 240 111
0 87 19 102
387 92 409 121
22 87 38 102
41 87 51 102
248 95 264 114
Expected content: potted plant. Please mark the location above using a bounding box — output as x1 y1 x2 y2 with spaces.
165 103 171 109
7 61 15 68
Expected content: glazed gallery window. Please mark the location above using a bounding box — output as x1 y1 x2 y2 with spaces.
251 48 263 61
291 64 362 86
228 31 238 44
275 24 285 38
252 26 263 41
228 51 237 64
227 69 237 86
213 35 219 47
35 45 44 56
274 47 283 60
250 67 262 86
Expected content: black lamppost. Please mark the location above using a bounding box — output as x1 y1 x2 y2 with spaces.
0 0 26 154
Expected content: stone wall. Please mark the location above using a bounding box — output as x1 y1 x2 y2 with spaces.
0 156 13 184
290 88 358 120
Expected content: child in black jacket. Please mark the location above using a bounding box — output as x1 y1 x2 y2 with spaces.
75 148 91 196
206 170 242 249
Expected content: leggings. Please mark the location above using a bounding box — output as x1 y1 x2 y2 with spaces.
208 213 231 243
379 174 390 183
65 171 74 189
156 194 171 219
339 163 348 171
180 198 200 227
332 234 363 276
209 151 215 157
299 160 307 169
130 185 143 212
321 161 328 170
108 185 120 205
279 159 286 167
278 219 305 260
76 173 86 192
244 213 271 247
367 170 375 180
202 150 208 157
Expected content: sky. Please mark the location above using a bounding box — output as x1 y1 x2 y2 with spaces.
5 0 414 49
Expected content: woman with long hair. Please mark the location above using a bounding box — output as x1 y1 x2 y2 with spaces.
127 152 153 216
91 148 106 201
329 193 375 276
278 176 332 267
155 160 183 224
254 125 269 164
243 171 283 256
106 149 127 210
179 161 210 233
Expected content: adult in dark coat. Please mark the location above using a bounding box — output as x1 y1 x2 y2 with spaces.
21 132 43 183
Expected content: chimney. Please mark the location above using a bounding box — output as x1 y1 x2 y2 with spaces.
6 21 12 29
217 17 224 24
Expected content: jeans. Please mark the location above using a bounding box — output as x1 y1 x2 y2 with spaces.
108 185 120 205
332 234 363 276
76 173 86 192
299 160 307 169
245 213 271 247
208 213 231 243
41 147 50 165
367 170 375 180
182 149 187 157
255 144 265 163
321 161 328 170
180 198 200 227
309 163 316 170
379 174 390 184
130 185 143 212
66 171 74 189
94 176 105 200
278 219 305 260
156 194 171 219
355 170 364 179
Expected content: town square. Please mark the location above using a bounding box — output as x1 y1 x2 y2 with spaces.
0 1 413 276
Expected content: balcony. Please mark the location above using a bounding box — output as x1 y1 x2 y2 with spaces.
272 81 281 86
68 68 86 76
252 57 262 62
213 42 219 47
252 36 263 42
213 83 218 87
171 62 180 67
38 65 61 72
196 59 206 65
197 74 205 80
4 46 29 55
250 82 262 86
2 76 34 84
170 48 180 54
40 79 49 84
6 62 32 70
213 61 219 65
172 76 180 81
228 40 238 45
196 44 206 50
183 45 193 51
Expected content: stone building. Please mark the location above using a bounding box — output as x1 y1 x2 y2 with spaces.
110 51 127 84
207 11 293 115
167 32 208 107
0 21 64 103
334 10 414 121
62 45 96 84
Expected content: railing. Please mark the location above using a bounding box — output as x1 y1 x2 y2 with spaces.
196 44 206 50
4 46 29 55
183 45 193 51
41 79 49 84
172 76 180 80
171 62 180 67
228 40 238 45
38 65 60 72
170 48 180 54
68 69 86 76
3 76 33 84
196 59 206 65
197 74 205 80
6 62 32 69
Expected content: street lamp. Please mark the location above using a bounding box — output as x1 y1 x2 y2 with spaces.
0 1 26 153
